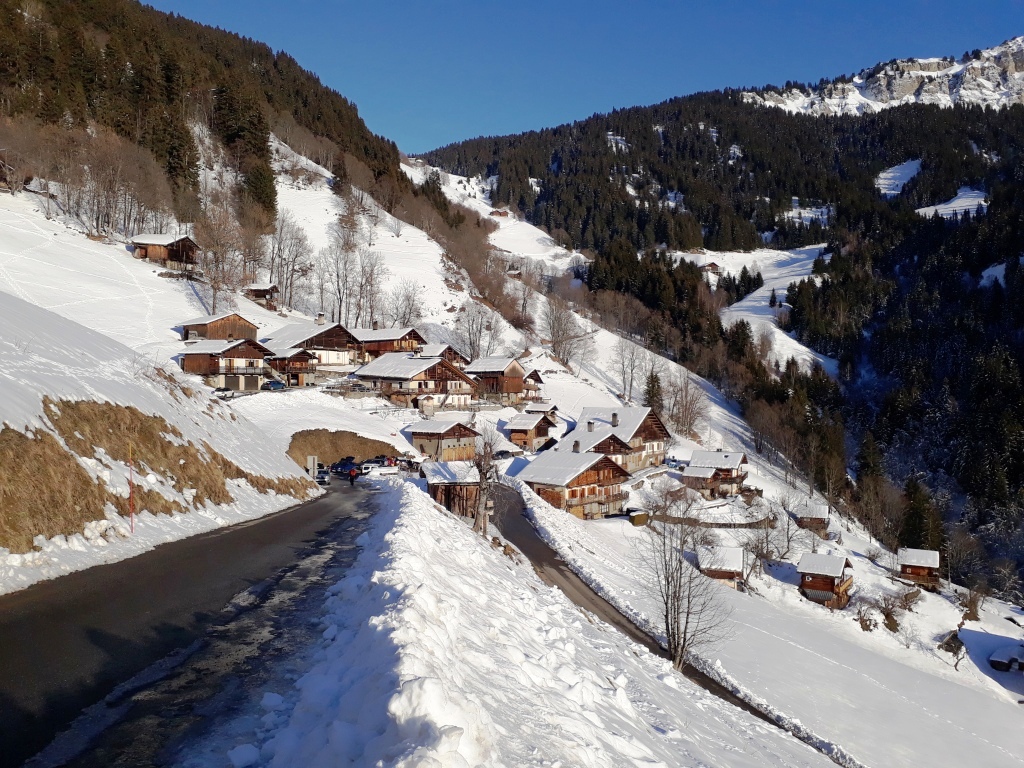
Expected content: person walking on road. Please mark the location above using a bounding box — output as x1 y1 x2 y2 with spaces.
349 467 358 486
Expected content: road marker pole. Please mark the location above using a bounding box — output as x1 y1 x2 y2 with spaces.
129 443 135 534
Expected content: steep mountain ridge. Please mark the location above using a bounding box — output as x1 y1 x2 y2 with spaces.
745 36 1024 115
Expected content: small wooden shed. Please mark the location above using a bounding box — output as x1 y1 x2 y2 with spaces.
178 312 258 342
696 545 748 589
131 234 199 270
795 501 830 538
797 553 853 609
421 461 480 517
243 282 279 310
896 548 940 590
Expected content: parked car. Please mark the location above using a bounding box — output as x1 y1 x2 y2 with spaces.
315 469 331 486
261 380 286 391
360 459 385 474
331 461 358 475
664 457 682 468
493 450 513 460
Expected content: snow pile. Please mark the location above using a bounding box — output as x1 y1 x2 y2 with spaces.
0 291 312 594
875 159 921 197
915 187 989 219
214 479 832 767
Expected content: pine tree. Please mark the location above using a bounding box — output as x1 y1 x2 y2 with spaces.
769 287 777 308
643 371 664 416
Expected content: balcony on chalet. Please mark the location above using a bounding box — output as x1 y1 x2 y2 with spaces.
219 365 264 375
566 491 628 508
899 571 941 587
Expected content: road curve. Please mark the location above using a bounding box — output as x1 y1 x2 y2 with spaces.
492 484 773 724
0 484 373 768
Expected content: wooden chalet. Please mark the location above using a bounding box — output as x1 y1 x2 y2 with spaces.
131 234 198 271
265 347 318 387
408 421 480 462
464 356 528 405
557 407 670 473
517 448 631 520
699 262 722 276
179 338 272 391
263 319 360 367
523 402 559 420
243 282 279 310
504 412 557 453
696 545 749 589
178 312 258 342
794 501 830 538
523 368 544 400
354 353 477 409
797 553 853 609
897 548 941 590
348 324 427 362
682 450 749 498
490 209 510 217
419 343 469 369
420 461 480 517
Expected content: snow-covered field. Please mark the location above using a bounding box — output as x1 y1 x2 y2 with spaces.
875 159 921 197
183 479 835 768
518 474 1024 767
915 186 989 219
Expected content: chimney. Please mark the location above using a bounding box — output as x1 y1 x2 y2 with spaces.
572 440 580 453
587 420 594 432
372 320 379 331
611 412 619 428
315 312 326 326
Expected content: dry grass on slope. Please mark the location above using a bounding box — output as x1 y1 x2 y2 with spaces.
0 399 315 554
287 429 396 468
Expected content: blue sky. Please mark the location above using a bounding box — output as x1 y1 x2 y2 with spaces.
149 0 1024 154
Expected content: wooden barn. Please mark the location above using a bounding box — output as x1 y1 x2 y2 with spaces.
795 502 830 538
464 356 528 405
682 450 748 498
355 353 477 409
896 548 941 590
348 324 427 361
797 553 853 609
179 338 272 391
504 411 557 452
696 545 749 589
420 461 480 517
178 312 258 342
265 347 318 387
408 421 480 461
517 448 631 520
131 234 198 271
242 282 279 310
557 407 670 473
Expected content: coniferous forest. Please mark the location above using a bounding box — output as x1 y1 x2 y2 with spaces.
428 93 1024 598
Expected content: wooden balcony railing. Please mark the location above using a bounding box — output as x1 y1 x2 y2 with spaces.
566 491 627 507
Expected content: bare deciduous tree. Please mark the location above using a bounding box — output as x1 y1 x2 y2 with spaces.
472 425 503 537
613 336 643 402
664 368 708 436
194 195 243 314
384 278 422 327
458 302 503 361
545 297 594 374
354 249 388 326
639 481 732 670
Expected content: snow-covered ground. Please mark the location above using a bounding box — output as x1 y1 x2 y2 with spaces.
875 159 921 197
183 479 835 768
915 187 989 219
783 202 832 226
517 473 1024 767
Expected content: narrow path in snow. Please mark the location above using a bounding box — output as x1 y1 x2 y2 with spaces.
0 485 374 768
492 485 774 725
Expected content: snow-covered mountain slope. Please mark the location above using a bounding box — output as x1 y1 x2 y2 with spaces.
915 186 989 219
520 476 1024 767
875 159 922 197
0 291 313 594
187 479 834 768
745 36 1024 115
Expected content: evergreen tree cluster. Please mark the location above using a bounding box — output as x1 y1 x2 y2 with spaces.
0 0 401 217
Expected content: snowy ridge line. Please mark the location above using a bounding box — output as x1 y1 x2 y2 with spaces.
506 476 869 768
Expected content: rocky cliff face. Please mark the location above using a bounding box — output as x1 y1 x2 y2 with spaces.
745 36 1024 115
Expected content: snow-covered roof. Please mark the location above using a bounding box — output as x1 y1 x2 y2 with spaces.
408 420 477 436
696 546 747 574
263 321 342 348
244 282 277 291
348 326 419 343
688 450 746 470
355 352 440 380
897 548 940 568
180 339 250 355
464 356 519 374
179 312 251 327
505 413 545 431
516 450 605 487
577 407 652 441
682 465 717 479
266 346 310 359
798 502 830 520
420 461 480 485
131 233 192 246
797 553 852 578
523 402 558 414
419 343 452 358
